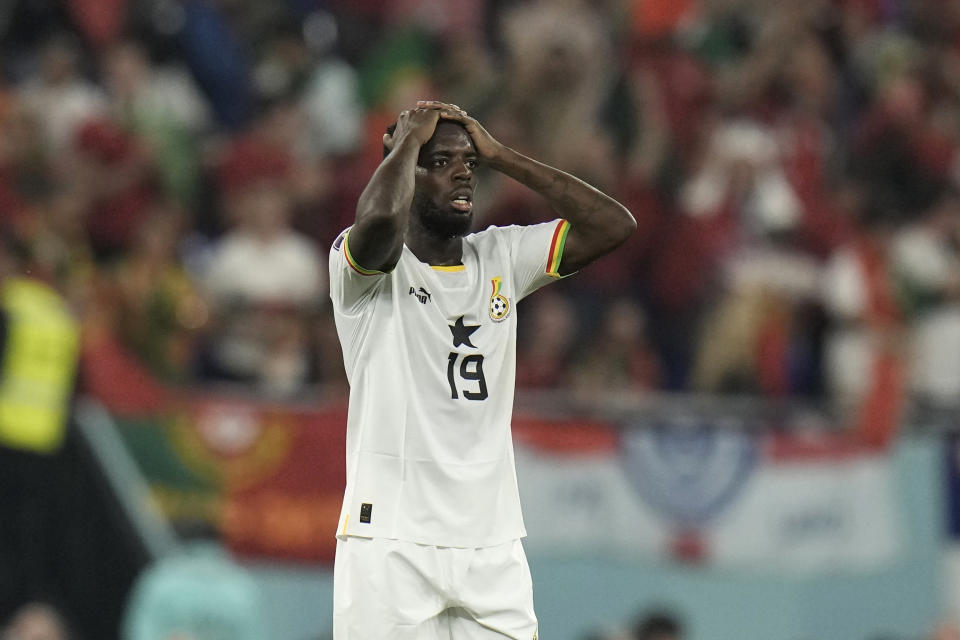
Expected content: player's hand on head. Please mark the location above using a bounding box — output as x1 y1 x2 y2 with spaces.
416 100 503 163
417 100 468 118
384 107 442 152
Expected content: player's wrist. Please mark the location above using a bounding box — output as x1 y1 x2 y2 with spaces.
392 130 428 154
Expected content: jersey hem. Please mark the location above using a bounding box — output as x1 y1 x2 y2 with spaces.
335 530 528 549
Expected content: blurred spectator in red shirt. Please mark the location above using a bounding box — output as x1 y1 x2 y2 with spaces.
821 196 907 446
67 117 159 260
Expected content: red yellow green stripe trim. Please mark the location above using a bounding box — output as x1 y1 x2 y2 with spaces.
546 219 571 277
343 230 385 276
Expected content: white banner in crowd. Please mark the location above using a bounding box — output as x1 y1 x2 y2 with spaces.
515 422 902 573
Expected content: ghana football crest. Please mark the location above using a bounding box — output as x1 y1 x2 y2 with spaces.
488 276 510 322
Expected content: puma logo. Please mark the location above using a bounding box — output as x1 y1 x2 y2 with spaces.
409 286 432 304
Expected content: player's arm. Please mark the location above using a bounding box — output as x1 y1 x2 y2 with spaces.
418 101 636 275
349 108 441 273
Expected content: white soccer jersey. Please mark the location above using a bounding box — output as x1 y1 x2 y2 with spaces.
329 218 571 548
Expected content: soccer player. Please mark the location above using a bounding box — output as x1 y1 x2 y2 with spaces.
329 100 636 639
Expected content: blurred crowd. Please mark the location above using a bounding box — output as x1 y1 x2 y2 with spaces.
3 0 960 409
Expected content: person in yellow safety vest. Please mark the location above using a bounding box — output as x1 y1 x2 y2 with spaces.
0 276 80 453
0 229 81 630
0 274 80 454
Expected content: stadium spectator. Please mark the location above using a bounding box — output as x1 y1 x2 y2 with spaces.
821 197 906 407
16 33 106 154
485 0 618 192
68 117 160 260
0 226 80 634
515 290 578 390
892 192 960 405
123 541 266 640
569 296 661 398
1 602 72 640
0 89 42 228
100 40 210 208
200 138 325 396
251 15 364 160
110 207 209 382
175 0 254 131
632 609 685 640
581 607 686 640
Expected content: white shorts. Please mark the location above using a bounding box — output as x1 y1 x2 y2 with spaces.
333 536 538 640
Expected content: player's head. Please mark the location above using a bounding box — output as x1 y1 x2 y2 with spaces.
385 119 477 239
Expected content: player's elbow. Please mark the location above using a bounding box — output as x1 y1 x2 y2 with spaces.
608 204 637 247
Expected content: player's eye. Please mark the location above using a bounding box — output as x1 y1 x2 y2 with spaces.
465 160 478 170
432 158 448 168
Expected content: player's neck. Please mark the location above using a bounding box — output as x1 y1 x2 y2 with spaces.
405 227 464 267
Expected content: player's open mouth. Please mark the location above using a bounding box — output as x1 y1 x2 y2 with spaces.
450 192 473 212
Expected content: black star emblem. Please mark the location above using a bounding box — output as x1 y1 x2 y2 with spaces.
449 316 480 349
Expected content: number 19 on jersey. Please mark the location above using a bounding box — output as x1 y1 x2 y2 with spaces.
447 353 488 400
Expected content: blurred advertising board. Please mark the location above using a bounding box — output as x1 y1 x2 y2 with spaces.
514 415 902 572
116 395 902 571
117 395 347 564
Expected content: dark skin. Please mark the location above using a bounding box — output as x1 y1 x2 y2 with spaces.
349 101 636 273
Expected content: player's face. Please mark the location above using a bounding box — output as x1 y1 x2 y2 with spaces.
413 121 478 238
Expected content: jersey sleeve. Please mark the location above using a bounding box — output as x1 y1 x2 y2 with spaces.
495 219 573 301
328 227 388 314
